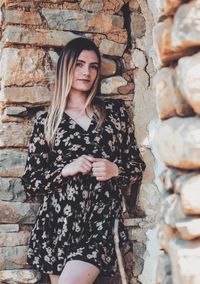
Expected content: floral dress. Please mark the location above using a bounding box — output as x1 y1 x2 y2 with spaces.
21 99 145 277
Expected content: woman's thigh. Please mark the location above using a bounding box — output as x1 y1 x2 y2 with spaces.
49 274 59 284
58 260 100 284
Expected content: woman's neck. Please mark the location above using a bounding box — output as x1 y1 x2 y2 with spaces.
67 90 87 109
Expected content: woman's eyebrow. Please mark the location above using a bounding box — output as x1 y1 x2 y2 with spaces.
77 59 99 65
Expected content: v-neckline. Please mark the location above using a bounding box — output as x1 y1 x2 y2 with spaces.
64 110 97 132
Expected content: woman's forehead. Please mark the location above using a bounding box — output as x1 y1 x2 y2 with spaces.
78 50 99 63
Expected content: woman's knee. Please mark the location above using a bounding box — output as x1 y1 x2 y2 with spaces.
58 275 81 284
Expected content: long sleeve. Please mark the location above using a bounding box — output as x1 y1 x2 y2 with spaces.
114 102 146 188
21 113 68 198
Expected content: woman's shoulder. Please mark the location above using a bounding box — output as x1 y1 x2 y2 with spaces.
33 111 48 127
104 98 126 114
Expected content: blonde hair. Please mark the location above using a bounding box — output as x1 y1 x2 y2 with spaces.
44 37 105 149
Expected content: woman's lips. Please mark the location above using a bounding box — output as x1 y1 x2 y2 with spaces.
78 79 90 82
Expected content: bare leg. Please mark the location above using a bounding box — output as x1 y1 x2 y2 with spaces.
49 274 59 284
58 260 100 284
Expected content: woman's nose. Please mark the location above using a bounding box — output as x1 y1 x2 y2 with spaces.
82 65 90 75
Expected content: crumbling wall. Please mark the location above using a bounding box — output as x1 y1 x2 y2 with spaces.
152 1 200 283
0 1 158 283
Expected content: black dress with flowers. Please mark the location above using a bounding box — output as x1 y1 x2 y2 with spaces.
21 99 145 277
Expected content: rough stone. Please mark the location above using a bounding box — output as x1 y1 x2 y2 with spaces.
176 52 200 115
155 252 172 284
156 117 200 169
2 25 79 48
80 0 103 12
153 67 193 119
0 86 52 106
169 238 200 284
103 0 125 13
0 224 19 233
153 67 176 119
4 9 42 25
128 228 147 243
101 76 127 94
99 39 126 57
132 48 147 69
176 217 200 240
42 9 123 33
129 0 140 12
161 194 186 228
157 0 182 16
0 122 31 147
0 178 26 202
0 149 27 177
118 83 134 95
131 12 146 38
0 231 31 246
0 269 41 284
153 18 193 66
0 246 28 269
5 106 27 116
0 201 40 224
101 58 117 76
178 174 200 215
172 2 200 49
0 47 52 88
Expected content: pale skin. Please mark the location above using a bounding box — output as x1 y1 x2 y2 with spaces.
49 50 119 284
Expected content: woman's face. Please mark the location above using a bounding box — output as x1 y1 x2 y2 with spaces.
71 50 99 94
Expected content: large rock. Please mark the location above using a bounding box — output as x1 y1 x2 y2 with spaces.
178 174 200 215
176 52 200 115
153 67 193 119
0 246 28 269
0 224 19 232
156 117 200 169
80 0 103 12
4 9 42 25
99 39 126 57
157 0 182 16
0 231 31 246
0 48 52 88
101 57 117 76
161 194 186 228
101 76 127 94
153 18 194 67
0 122 31 147
131 12 146 39
0 201 40 224
176 218 200 240
169 238 200 284
172 2 200 49
0 149 27 177
0 86 51 106
2 25 79 48
0 269 41 284
0 178 26 202
42 9 123 34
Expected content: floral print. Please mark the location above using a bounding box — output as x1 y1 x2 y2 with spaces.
21 99 145 277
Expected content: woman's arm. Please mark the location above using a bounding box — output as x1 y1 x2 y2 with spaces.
113 101 146 187
21 114 68 198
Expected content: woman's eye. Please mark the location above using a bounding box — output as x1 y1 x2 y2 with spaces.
76 62 83 67
90 65 98 70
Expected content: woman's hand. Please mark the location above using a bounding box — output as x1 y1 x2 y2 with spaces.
61 155 95 177
91 158 119 181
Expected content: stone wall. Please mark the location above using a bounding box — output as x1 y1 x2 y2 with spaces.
0 0 158 283
151 1 200 283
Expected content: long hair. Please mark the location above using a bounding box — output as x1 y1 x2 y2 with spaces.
44 37 105 149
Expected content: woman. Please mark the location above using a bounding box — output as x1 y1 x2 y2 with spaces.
21 37 145 284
